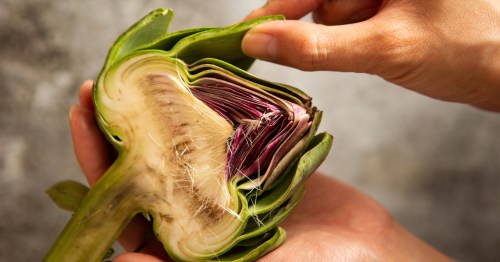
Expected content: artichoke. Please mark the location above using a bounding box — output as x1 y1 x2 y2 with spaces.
46 8 332 262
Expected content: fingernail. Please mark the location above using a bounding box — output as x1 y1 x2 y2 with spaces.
83 79 94 87
242 31 277 61
69 105 87 131
69 104 94 132
69 105 78 121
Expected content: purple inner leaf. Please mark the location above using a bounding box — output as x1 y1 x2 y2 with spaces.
191 79 310 185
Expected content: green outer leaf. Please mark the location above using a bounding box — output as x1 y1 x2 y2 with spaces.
105 8 173 70
166 15 283 70
238 185 306 243
102 7 284 75
296 132 334 180
214 227 286 262
46 180 89 212
137 27 212 52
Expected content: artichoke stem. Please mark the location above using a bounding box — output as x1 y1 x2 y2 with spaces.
45 162 140 262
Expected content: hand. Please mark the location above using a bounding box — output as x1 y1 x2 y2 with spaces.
242 0 500 111
70 81 452 261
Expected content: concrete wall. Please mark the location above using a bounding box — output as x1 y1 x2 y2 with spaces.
1 0 499 261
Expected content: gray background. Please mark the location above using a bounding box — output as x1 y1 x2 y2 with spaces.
1 0 499 261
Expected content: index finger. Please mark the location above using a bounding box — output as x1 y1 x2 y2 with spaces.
70 80 115 186
245 0 324 20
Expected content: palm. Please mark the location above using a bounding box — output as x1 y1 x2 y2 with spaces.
261 174 393 261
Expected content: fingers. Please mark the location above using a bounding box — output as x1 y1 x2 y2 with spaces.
243 0 387 73
114 234 174 262
118 216 170 259
70 81 115 186
242 19 390 73
313 0 382 25
118 216 152 252
245 0 324 20
113 252 167 262
245 0 381 25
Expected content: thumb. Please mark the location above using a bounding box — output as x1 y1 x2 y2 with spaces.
242 20 393 74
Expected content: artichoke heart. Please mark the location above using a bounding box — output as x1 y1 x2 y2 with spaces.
45 8 332 262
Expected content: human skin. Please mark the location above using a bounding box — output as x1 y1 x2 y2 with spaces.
70 81 453 261
242 0 500 111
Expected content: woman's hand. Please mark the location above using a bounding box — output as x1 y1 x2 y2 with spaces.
69 80 452 261
242 0 500 111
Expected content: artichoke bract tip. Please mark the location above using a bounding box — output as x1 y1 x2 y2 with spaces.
46 8 332 262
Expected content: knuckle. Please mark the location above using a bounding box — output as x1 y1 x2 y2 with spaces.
291 33 330 71
365 20 429 79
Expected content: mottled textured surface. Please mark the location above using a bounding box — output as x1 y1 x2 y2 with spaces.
1 0 499 261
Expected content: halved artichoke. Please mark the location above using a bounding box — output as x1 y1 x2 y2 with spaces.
46 8 332 262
